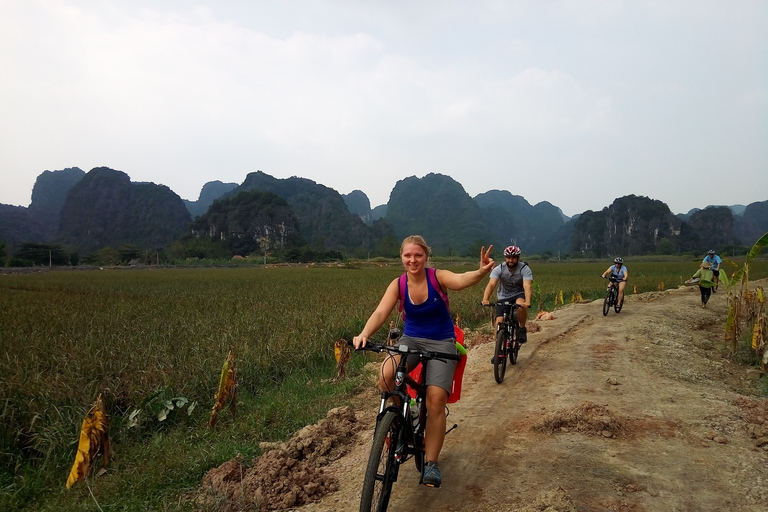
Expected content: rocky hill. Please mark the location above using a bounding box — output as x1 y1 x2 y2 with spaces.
183 180 238 218
235 171 392 254
570 195 691 257
735 200 768 247
685 206 741 251
186 189 301 257
0 167 85 245
342 190 373 225
28 167 86 240
58 167 191 253
474 190 566 254
3 166 767 260
0 205 46 246
385 173 489 254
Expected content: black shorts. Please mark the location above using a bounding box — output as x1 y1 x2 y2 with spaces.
496 293 524 318
712 269 720 277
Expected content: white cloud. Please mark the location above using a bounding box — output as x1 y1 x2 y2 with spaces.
0 0 766 217
482 69 614 135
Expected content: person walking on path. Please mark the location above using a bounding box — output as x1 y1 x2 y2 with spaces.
691 261 716 308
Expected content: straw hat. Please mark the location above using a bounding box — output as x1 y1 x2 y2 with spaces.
700 261 712 269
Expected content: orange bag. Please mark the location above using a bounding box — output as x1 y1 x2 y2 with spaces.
407 325 467 403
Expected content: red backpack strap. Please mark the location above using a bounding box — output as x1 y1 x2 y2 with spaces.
427 267 450 310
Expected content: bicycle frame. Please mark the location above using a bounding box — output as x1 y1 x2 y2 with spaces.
499 301 519 338
375 346 428 460
489 301 521 383
603 276 623 315
356 343 461 482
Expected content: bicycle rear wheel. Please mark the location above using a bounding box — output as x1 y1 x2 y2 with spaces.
493 326 508 383
602 289 611 316
360 411 401 512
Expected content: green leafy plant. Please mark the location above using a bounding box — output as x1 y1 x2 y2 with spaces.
722 232 768 355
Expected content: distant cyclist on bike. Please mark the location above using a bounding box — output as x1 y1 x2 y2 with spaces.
481 245 533 345
702 250 722 293
601 257 629 306
353 235 494 488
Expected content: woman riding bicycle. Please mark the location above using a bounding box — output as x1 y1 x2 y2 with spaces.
353 235 494 488
601 257 629 306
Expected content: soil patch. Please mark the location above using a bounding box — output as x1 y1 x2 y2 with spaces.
532 401 624 438
201 406 362 510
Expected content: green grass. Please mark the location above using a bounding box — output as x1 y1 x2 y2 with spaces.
0 267 387 511
2 258 767 510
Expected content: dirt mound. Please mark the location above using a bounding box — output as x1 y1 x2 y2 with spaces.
532 401 624 438
201 406 362 510
517 486 578 512
736 396 768 425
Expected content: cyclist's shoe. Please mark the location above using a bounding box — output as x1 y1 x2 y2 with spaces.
517 327 528 344
422 461 442 487
490 356 497 364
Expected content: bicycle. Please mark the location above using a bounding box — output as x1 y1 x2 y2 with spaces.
602 275 624 316
485 301 522 384
350 340 461 512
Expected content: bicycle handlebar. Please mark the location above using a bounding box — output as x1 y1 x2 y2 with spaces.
346 340 462 361
483 301 524 309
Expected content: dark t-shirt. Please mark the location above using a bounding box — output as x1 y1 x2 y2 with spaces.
490 262 533 300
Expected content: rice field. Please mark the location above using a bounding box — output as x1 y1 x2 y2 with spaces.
1 257 766 510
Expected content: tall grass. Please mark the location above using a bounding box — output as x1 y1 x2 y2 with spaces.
0 267 391 511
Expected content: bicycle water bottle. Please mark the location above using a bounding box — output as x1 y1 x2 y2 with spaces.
410 398 421 429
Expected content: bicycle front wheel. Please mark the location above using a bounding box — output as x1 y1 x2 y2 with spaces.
602 289 611 316
614 296 623 313
509 336 520 365
494 326 508 384
360 410 401 512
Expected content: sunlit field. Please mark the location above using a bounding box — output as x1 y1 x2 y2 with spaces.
1 258 766 510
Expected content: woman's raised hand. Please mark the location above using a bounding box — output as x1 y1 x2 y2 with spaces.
479 245 494 274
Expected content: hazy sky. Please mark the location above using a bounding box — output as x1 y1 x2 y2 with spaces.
1 0 766 217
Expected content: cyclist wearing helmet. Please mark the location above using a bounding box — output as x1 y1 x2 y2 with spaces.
601 257 629 306
482 245 533 345
702 250 722 292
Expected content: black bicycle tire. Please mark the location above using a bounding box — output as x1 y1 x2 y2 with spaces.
602 289 611 316
494 326 507 383
509 337 519 365
360 411 400 512
614 295 623 313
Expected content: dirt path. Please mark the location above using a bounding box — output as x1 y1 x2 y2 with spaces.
204 281 768 511
293 281 768 512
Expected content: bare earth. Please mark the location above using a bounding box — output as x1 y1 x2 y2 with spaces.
206 280 768 512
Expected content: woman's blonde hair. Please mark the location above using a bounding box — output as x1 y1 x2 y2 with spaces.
400 235 430 259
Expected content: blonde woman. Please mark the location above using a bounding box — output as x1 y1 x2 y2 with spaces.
354 235 494 487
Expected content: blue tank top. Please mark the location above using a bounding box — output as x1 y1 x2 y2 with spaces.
403 275 455 340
